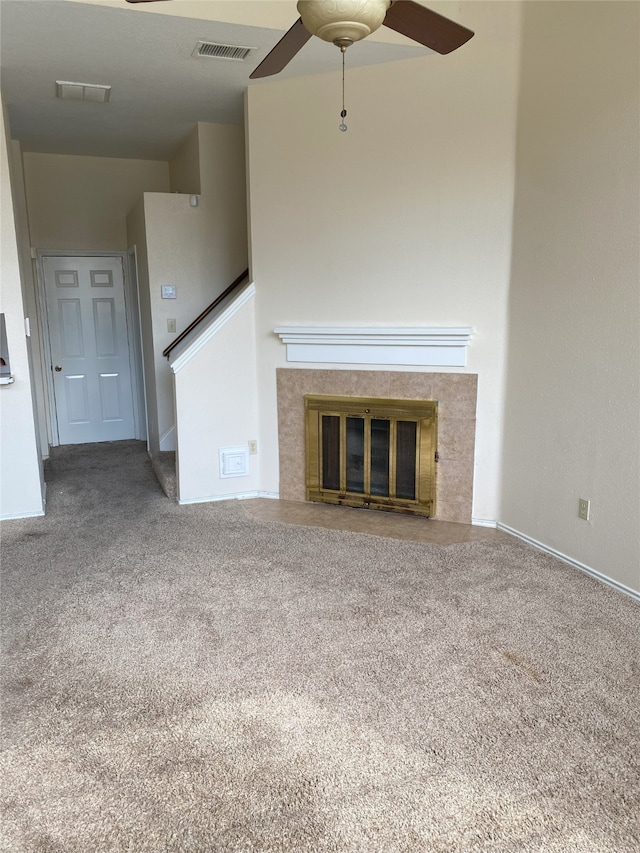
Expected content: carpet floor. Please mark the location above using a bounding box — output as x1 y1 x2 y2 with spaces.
1 441 639 852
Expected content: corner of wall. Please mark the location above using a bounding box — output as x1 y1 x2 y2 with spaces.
0 100 45 518
169 125 201 195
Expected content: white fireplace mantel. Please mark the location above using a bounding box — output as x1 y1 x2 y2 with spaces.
274 326 474 368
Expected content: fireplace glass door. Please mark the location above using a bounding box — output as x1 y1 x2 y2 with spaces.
306 396 437 517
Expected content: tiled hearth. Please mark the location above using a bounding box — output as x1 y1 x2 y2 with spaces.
276 369 477 524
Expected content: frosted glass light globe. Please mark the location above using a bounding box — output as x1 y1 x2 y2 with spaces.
297 0 390 45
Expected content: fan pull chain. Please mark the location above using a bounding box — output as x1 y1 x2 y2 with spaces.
339 46 348 133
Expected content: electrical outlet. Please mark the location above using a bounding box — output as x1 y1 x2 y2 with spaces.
248 440 258 455
167 319 176 333
578 498 590 521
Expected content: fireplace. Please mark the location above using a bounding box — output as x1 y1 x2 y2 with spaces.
305 395 437 517
276 369 477 524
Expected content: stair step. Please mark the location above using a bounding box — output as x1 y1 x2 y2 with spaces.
151 451 176 499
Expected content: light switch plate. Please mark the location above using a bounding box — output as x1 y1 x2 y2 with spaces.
578 498 590 521
161 285 177 299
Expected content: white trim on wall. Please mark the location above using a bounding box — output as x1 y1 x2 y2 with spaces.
1 508 46 520
169 282 256 374
126 247 148 444
274 326 474 367
498 522 640 602
472 518 498 528
178 490 279 506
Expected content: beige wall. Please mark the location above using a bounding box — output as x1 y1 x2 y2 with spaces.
0 105 44 518
246 1 521 523
173 289 259 503
9 142 50 454
502 2 640 593
23 152 169 251
127 122 248 455
169 126 201 194
197 122 248 273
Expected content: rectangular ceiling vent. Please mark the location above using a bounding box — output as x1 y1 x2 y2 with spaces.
192 41 255 62
56 81 111 103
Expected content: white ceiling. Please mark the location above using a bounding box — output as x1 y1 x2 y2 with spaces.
0 0 428 161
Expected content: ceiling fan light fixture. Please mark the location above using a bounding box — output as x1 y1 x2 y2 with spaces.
297 0 390 46
250 1 474 80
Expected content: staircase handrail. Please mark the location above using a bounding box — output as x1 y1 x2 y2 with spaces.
162 268 250 359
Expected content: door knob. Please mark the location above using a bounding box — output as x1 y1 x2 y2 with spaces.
54 365 62 372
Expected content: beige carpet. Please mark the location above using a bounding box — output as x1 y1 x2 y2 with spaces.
1 441 639 852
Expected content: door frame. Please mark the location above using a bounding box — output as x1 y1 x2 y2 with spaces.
36 249 146 446
126 246 149 448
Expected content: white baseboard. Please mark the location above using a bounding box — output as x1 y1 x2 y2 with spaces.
178 490 279 506
472 518 497 528
2 483 48 520
497 522 640 602
1 509 46 521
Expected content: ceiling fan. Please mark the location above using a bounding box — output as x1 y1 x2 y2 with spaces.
125 1 474 79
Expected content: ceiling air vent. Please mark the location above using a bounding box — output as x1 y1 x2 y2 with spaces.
56 81 111 102
192 41 255 62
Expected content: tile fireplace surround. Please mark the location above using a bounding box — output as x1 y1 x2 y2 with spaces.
276 369 477 524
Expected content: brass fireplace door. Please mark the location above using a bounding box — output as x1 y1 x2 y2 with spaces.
305 395 437 517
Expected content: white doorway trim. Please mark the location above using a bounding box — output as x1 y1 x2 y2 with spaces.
36 249 146 446
126 246 148 446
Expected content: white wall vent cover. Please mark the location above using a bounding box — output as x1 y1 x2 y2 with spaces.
192 41 255 61
219 446 249 479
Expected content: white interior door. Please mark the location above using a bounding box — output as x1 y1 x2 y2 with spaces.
43 255 136 445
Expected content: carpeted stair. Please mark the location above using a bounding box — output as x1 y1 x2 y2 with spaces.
151 450 177 499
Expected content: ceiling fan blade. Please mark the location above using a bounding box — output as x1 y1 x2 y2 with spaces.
249 18 312 79
125 1 172 4
383 1 474 54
